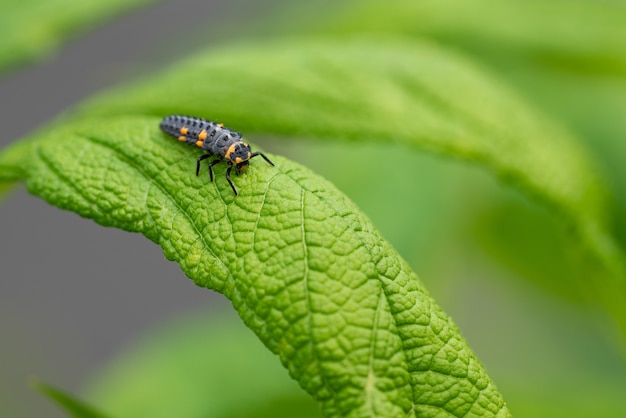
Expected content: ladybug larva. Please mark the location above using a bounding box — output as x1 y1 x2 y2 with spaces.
160 115 274 195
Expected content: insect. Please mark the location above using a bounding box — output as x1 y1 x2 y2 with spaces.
160 115 274 195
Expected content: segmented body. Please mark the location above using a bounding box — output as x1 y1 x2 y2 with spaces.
160 115 242 155
159 115 274 195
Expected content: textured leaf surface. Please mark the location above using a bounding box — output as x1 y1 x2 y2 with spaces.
79 39 607 216
74 38 626 331
3 36 621 416
0 0 155 73
0 114 510 417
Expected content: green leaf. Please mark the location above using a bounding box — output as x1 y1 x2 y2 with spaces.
286 0 626 77
3 36 619 416
32 380 109 418
75 38 626 332
86 309 321 418
0 113 511 417
272 0 626 296
0 0 156 73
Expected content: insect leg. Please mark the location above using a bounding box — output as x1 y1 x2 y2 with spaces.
196 154 212 176
250 152 275 166
225 165 238 196
207 159 221 182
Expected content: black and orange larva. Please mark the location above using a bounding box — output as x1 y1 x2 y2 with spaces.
160 115 274 195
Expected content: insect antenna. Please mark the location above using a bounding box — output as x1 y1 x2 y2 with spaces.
250 152 275 166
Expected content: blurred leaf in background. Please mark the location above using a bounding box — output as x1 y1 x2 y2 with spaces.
70 36 626 337
283 0 626 250
32 380 109 418
0 0 157 74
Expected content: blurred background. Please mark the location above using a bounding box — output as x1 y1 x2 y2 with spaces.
1 0 626 417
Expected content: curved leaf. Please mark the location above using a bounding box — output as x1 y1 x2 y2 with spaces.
285 0 626 77
0 115 511 417
73 38 626 331
3 35 623 416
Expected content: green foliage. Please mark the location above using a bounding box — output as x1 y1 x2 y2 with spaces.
0 37 549 417
289 0 626 76
0 111 510 416
76 38 626 333
288 0 626 250
2 0 626 417
87 304 626 418
0 0 156 73
32 381 109 418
